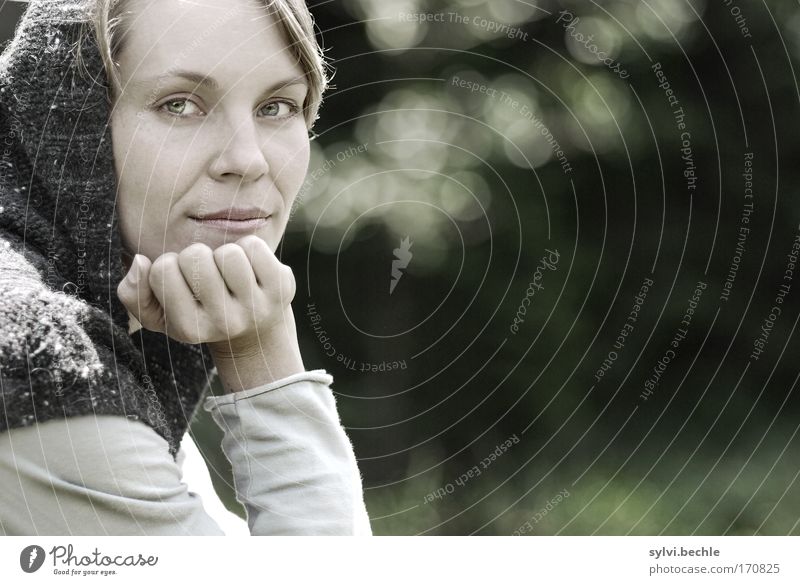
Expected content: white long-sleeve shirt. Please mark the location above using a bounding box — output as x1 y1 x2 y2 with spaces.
0 369 372 536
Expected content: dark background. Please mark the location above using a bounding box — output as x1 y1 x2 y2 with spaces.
4 0 800 535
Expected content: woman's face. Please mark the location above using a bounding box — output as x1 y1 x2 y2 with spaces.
111 0 310 261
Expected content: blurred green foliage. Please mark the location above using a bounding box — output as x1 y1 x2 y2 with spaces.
191 0 800 534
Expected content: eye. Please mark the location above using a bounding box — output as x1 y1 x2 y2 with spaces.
158 97 205 118
258 99 300 118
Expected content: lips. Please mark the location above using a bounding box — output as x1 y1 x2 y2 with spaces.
191 206 270 221
189 206 272 233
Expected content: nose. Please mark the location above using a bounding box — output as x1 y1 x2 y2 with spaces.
208 116 269 182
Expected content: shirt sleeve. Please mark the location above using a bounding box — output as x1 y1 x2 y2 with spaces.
202 369 373 536
0 413 228 536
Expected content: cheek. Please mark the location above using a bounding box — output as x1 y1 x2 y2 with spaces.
111 114 182 251
111 114 141 250
276 135 310 200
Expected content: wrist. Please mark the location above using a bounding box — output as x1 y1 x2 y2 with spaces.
208 306 296 356
208 307 305 393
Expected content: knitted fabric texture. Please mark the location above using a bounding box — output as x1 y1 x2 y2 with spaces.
0 0 216 460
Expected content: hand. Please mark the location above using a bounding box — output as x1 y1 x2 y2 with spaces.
117 235 296 349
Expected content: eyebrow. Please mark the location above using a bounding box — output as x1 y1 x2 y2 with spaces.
134 70 308 92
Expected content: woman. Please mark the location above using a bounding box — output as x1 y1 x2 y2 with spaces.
0 0 371 535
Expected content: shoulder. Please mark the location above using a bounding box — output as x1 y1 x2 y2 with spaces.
0 414 179 497
0 414 230 535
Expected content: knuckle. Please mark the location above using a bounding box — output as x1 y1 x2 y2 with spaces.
197 320 214 341
178 245 211 282
117 279 130 299
151 252 178 274
237 234 263 252
213 243 242 263
173 323 199 344
280 265 296 300
222 316 245 338
165 322 184 341
180 242 211 262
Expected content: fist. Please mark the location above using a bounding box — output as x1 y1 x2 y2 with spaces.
117 235 296 345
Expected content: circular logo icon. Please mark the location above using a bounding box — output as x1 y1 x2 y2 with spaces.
20 545 45 573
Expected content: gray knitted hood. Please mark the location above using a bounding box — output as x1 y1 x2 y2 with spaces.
0 0 215 459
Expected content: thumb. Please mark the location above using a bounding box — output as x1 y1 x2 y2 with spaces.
117 254 165 333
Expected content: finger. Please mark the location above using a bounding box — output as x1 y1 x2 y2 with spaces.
177 243 227 316
117 255 166 333
148 252 204 342
213 243 260 305
236 235 296 304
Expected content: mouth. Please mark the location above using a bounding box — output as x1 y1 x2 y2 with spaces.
189 207 271 232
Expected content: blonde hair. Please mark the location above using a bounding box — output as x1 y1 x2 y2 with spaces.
85 0 331 130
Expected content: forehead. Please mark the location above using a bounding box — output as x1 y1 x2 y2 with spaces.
118 0 304 85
